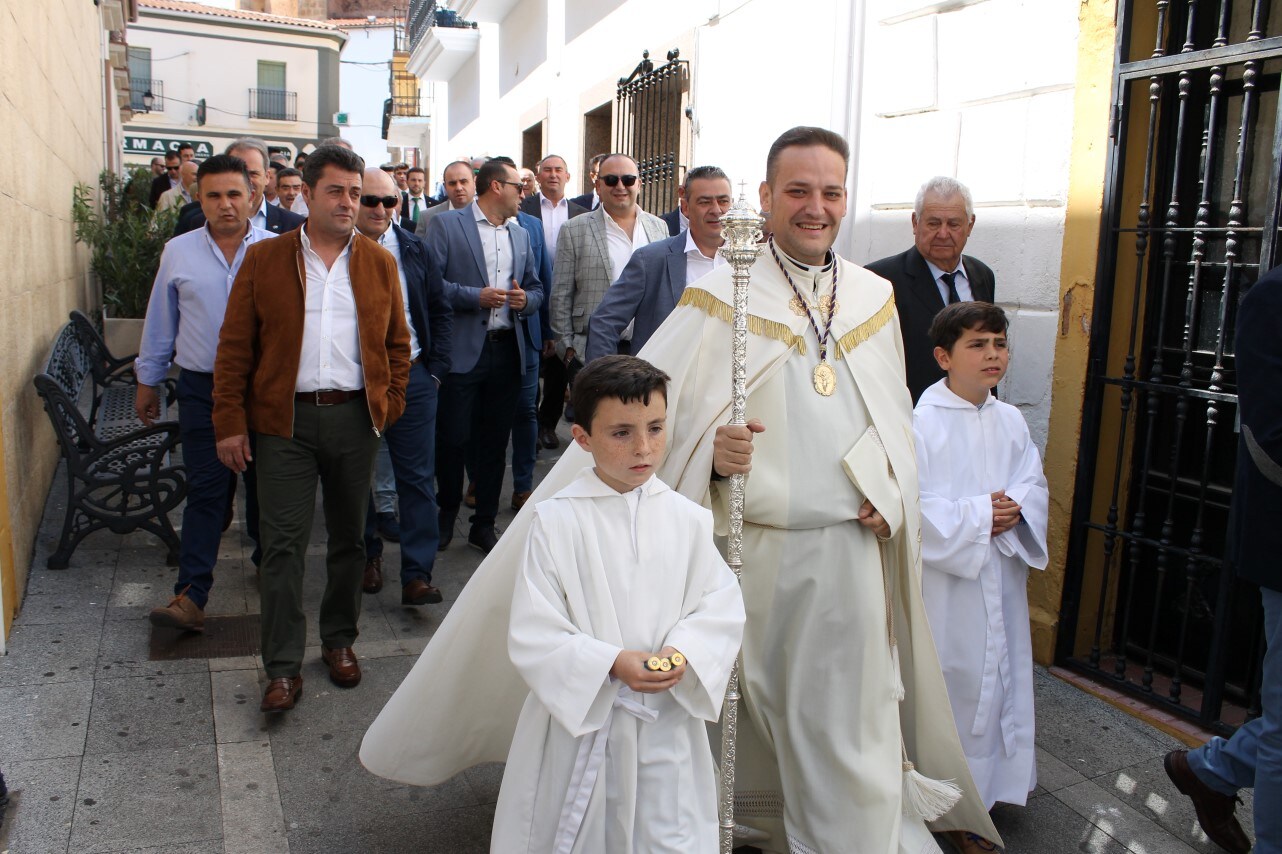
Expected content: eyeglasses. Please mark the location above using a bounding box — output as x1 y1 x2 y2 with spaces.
498 180 523 191
359 195 399 208
166 166 180 172
600 174 638 188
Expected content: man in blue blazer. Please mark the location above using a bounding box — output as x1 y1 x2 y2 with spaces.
425 159 543 553
354 168 454 606
585 166 733 362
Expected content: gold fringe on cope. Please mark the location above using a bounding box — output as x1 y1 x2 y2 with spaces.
833 295 896 359
677 287 808 355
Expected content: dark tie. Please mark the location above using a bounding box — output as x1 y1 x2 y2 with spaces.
411 198 420 222
940 271 961 304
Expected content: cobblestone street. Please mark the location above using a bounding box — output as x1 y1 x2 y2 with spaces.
0 424 1255 853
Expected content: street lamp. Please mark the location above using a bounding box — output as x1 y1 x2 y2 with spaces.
141 89 154 111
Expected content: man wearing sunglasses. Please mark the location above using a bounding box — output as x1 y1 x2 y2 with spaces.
549 153 668 377
149 150 182 208
424 158 543 555
354 168 454 607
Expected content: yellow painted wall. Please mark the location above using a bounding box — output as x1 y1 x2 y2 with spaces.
0 0 107 640
1032 0 1118 664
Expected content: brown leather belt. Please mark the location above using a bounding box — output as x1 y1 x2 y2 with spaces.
295 388 365 406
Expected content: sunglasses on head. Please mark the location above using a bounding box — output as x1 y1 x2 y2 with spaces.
359 195 399 209
601 174 638 188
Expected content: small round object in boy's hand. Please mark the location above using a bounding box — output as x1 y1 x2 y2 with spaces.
669 652 685 667
658 658 673 672
646 656 663 671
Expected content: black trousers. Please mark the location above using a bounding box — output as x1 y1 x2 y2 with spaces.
537 351 569 429
436 330 521 531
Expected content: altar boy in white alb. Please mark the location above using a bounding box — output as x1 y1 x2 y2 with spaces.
493 355 745 854
913 303 1049 852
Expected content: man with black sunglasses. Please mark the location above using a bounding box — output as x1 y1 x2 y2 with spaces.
354 168 454 607
550 153 668 378
425 158 543 554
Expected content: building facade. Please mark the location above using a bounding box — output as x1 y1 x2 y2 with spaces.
123 0 346 166
0 0 138 651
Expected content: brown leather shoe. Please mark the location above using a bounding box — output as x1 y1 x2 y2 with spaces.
402 578 443 606
1164 750 1251 854
148 590 205 632
362 555 384 594
260 675 303 712
511 490 532 511
321 646 361 688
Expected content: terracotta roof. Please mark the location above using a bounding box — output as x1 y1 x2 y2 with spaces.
139 0 342 31
330 16 397 26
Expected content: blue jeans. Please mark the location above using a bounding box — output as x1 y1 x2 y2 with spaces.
363 360 440 584
174 370 257 609
372 440 396 514
1189 587 1281 853
511 342 540 494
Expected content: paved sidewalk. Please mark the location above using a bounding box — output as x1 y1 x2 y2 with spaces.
0 426 1256 853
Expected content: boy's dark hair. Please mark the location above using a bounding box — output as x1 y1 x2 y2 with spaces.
196 154 250 188
572 356 671 433
302 145 366 189
929 301 1009 352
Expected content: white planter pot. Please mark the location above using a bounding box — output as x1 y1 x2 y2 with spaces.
103 316 145 359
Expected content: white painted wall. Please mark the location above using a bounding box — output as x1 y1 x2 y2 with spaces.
418 0 1080 445
336 22 395 167
124 8 344 163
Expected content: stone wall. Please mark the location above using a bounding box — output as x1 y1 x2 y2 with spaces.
0 0 107 641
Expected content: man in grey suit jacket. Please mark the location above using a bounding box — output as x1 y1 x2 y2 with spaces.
866 176 995 403
586 166 733 362
550 154 669 370
415 160 476 237
425 160 542 554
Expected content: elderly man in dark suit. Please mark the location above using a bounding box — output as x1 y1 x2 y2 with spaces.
1164 265 1282 854
865 176 994 402
354 167 453 606
585 165 732 362
175 137 306 236
426 159 543 554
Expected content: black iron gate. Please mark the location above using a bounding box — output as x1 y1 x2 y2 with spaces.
615 49 689 215
1057 0 1282 733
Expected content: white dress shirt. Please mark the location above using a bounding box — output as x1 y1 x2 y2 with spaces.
296 226 363 392
538 193 571 254
683 230 726 286
605 213 653 342
924 258 974 303
472 201 515 330
378 226 421 361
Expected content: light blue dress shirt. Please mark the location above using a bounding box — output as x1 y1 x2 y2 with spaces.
135 223 274 387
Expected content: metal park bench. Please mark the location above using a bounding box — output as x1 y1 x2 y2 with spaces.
32 311 185 569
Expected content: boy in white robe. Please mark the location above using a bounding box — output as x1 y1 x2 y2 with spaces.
493 355 746 854
913 303 1049 854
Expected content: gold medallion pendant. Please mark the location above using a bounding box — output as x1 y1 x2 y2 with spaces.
813 361 837 396
789 295 809 317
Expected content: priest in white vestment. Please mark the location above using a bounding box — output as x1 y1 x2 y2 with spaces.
360 128 1001 854
912 303 1049 816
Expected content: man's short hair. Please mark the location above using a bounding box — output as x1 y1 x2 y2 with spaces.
164 150 180 163
276 166 302 182
196 154 250 188
318 136 354 150
928 302 1008 353
571 355 671 433
683 165 730 194
177 143 195 155
225 136 270 168
442 159 472 180
587 153 608 171
407 166 425 176
538 154 567 169
269 160 285 174
302 145 366 188
914 176 975 219
394 162 408 170
596 153 636 175
475 158 512 196
765 126 849 186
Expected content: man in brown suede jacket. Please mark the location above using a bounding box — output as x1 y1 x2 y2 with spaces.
213 144 411 714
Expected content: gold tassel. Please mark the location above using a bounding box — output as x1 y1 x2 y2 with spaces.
833 295 896 359
677 287 807 354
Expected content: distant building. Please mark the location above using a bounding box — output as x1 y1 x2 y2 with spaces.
123 0 346 165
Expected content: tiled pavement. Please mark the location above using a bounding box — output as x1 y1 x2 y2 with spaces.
0 424 1257 853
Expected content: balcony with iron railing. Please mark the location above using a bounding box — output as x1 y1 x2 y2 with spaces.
391 68 426 118
249 88 297 122
406 0 477 55
129 77 163 112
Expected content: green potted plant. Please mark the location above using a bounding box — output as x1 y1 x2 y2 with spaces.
72 166 178 354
